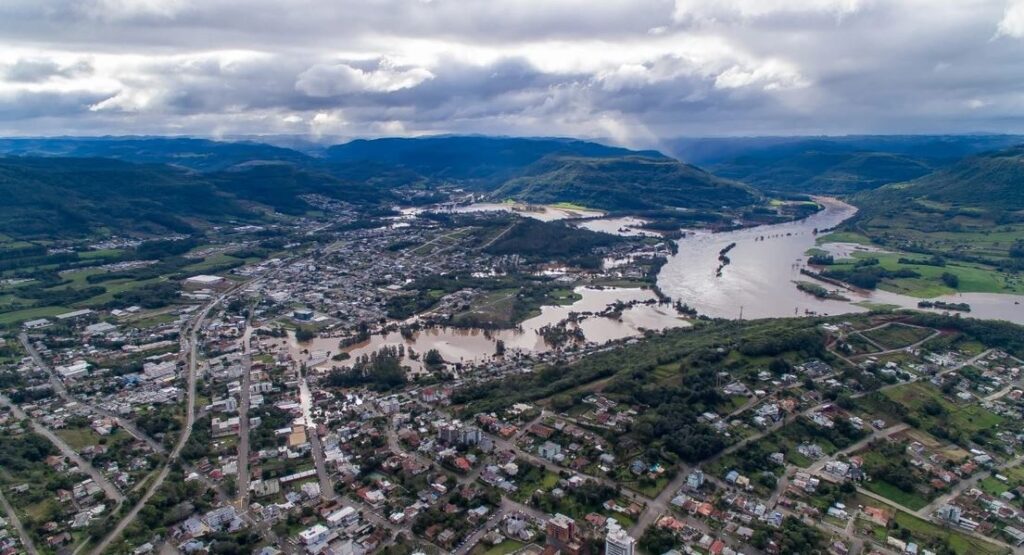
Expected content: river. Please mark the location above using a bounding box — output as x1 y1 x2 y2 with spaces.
656 197 1024 324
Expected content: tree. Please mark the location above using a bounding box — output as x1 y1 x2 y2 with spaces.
941 272 959 288
295 327 315 342
424 349 445 368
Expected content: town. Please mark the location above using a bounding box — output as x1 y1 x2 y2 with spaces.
2 197 1023 555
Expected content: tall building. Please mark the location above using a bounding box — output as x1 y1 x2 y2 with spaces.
605 524 636 555
546 513 577 546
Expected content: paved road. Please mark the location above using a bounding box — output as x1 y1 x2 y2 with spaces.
90 280 244 555
1 395 125 506
805 423 910 475
0 486 39 555
236 320 254 509
300 367 336 501
917 455 1024 518
20 332 167 455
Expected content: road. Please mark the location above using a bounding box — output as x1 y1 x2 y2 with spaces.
629 460 690 538
0 395 125 506
300 366 336 501
844 322 941 361
0 486 39 555
19 332 167 455
89 280 247 555
917 455 1024 518
236 319 254 509
805 423 910 475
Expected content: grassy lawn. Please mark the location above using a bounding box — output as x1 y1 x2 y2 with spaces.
181 253 244 273
817 232 875 245
0 304 70 326
978 476 1010 497
864 480 930 510
473 540 526 555
880 383 1007 447
550 288 583 305
860 323 935 350
56 427 103 450
829 250 1023 297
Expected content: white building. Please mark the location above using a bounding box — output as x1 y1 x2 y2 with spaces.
57 360 89 380
606 524 636 555
298 524 329 546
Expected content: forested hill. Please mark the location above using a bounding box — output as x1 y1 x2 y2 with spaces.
0 137 313 172
492 155 761 211
322 136 667 184
855 145 1024 211
667 135 1024 195
842 145 1024 267
0 135 763 239
0 156 395 239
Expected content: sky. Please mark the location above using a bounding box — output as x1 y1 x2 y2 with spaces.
1 0 1023 147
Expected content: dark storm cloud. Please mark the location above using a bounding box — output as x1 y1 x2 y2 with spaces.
0 0 1023 143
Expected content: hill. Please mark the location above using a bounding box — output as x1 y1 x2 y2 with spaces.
0 157 250 238
323 136 666 185
0 156 395 238
0 137 314 171
859 146 1024 210
844 146 1024 268
491 155 760 211
667 135 1024 194
711 150 934 194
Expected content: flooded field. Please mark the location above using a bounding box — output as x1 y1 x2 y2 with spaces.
294 286 689 372
576 216 656 237
448 202 604 221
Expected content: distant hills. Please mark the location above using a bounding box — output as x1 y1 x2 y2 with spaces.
321 136 666 184
6 133 1019 242
493 155 758 211
0 137 313 172
855 145 1024 211
845 145 1024 266
669 135 1024 194
0 136 760 239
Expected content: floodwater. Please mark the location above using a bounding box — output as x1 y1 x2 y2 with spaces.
576 216 657 237
447 203 604 221
657 197 1024 324
296 286 689 372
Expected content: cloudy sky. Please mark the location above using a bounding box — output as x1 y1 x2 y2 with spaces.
1 0 1023 146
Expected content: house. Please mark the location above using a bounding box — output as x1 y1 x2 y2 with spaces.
299 524 329 546
539 441 562 460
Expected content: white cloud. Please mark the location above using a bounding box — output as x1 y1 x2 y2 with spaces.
0 0 1021 138
673 0 865 22
295 61 434 96
996 0 1024 38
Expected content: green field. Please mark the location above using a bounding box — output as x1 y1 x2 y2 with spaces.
864 480 929 510
860 323 935 350
828 251 1023 297
0 305 71 326
881 382 1006 439
817 231 875 245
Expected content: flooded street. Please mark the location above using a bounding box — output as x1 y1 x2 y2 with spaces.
657 197 1024 324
